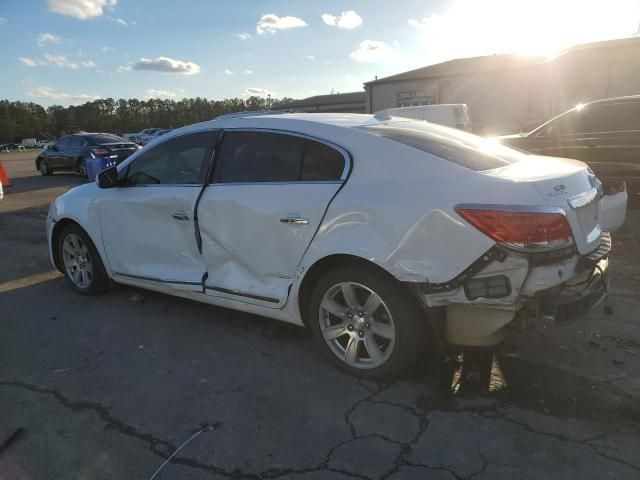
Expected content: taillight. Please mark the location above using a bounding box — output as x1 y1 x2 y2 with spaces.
454 206 574 251
90 147 109 157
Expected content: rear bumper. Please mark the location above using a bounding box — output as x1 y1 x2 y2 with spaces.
417 233 612 347
539 257 608 322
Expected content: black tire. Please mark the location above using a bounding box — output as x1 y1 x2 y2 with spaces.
77 158 88 178
307 264 424 380
38 157 52 176
57 223 110 295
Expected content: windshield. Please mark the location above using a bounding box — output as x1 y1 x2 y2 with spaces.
360 120 525 171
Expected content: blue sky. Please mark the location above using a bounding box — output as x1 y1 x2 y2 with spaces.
0 0 637 105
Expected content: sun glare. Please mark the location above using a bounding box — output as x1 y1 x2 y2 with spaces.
410 0 638 62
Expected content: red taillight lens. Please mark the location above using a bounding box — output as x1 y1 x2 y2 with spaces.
454 207 573 251
91 148 109 157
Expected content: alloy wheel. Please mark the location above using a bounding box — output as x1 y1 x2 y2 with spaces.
318 281 396 369
62 233 93 289
40 160 48 175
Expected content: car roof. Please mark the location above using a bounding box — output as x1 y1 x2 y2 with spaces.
585 95 640 107
203 112 390 130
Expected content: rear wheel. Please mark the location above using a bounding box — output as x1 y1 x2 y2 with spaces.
308 265 423 380
58 224 110 295
38 158 52 176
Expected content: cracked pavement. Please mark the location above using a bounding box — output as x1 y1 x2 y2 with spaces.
1 151 640 479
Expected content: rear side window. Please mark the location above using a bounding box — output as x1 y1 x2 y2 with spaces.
302 141 345 181
216 131 345 183
360 122 522 171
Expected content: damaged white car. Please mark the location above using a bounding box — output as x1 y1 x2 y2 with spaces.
47 113 627 379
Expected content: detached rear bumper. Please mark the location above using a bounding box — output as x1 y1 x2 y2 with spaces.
416 233 612 347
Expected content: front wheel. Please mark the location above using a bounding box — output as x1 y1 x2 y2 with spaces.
39 158 52 176
58 224 110 295
308 265 423 380
77 159 87 178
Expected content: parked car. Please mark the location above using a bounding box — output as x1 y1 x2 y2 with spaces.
136 128 162 146
36 133 139 177
498 96 640 197
375 104 473 131
46 113 626 379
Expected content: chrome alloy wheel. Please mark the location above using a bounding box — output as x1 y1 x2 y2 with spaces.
318 282 396 369
62 233 93 289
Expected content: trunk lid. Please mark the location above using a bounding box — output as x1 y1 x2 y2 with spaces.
489 156 602 254
102 142 138 164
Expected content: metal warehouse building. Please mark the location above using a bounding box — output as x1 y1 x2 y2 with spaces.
364 37 640 135
273 92 365 113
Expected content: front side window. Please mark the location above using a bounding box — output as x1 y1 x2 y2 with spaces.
125 131 216 186
216 131 346 183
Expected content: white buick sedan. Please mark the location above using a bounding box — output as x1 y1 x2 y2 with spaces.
47 113 627 379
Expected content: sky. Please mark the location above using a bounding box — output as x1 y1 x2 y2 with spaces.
0 0 639 106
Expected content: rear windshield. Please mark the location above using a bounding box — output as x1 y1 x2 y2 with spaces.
360 121 524 171
84 134 127 144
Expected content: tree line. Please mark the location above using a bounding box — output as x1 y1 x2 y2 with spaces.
0 96 295 142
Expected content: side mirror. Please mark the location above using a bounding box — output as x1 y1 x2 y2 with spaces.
48 145 57 151
97 166 119 189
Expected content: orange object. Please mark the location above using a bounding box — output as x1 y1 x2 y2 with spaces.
0 161 11 187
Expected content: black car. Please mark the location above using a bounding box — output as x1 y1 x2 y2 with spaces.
499 96 640 195
36 133 139 177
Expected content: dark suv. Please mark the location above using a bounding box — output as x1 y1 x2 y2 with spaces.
499 96 640 195
36 133 139 177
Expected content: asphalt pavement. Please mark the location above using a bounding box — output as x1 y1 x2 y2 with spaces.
1 150 639 480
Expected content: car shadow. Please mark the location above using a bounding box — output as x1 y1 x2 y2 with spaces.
5 172 85 195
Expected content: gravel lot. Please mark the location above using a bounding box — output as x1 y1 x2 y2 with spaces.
1 150 640 480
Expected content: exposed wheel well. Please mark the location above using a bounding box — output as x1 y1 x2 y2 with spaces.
297 254 444 348
298 254 407 327
51 219 81 272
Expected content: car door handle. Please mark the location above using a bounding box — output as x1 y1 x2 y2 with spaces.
171 211 190 221
280 216 309 225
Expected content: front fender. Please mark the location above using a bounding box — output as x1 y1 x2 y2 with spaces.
49 184 111 275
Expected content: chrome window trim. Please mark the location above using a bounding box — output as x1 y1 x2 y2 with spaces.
454 203 566 216
219 127 352 182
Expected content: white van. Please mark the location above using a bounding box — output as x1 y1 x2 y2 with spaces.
375 104 473 132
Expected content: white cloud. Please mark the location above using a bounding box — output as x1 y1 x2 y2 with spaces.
37 32 62 46
406 0 639 61
19 54 97 69
110 17 128 26
244 87 271 97
101 45 116 53
47 0 116 20
144 88 184 99
256 14 307 34
350 40 400 63
27 85 101 102
224 69 235 75
236 32 252 40
19 57 38 67
44 54 79 69
244 69 253 74
127 56 200 75
304 55 315 60
321 10 362 29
